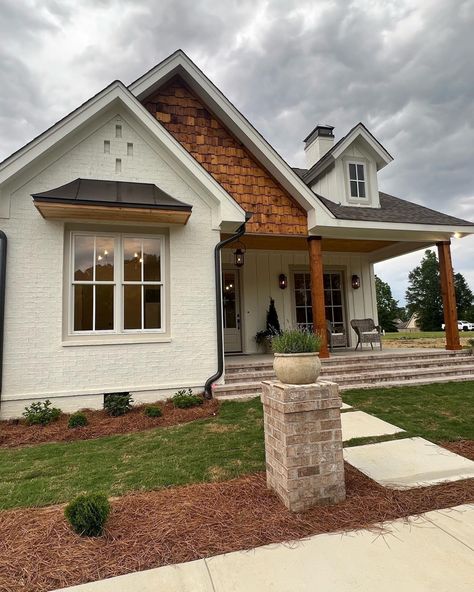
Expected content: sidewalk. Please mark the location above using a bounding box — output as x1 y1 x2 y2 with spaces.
54 503 474 592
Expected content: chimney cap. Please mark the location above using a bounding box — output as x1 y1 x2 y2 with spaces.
304 124 335 147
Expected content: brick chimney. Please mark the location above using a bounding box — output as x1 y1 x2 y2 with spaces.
304 124 335 169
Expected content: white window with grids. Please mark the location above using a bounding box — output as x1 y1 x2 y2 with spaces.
347 162 366 199
70 232 164 335
293 271 346 334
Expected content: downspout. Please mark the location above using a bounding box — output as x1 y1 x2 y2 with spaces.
0 231 7 412
204 213 252 398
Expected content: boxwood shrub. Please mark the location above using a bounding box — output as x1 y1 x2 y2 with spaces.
65 493 110 537
103 392 133 416
172 388 203 409
68 412 88 428
144 405 163 418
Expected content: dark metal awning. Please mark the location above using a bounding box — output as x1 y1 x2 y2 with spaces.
32 178 192 224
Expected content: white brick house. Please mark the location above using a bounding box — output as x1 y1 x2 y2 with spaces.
0 50 472 418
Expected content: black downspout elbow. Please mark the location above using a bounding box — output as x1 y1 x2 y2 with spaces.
0 231 7 412
204 214 251 398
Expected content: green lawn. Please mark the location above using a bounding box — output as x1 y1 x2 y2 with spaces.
383 331 446 340
1 381 473 511
343 381 474 443
0 399 264 511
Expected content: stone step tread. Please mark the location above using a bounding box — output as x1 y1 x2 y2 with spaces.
338 373 474 391
225 358 474 381
222 363 474 388
215 367 474 393
215 393 261 401
215 373 474 400
225 350 471 371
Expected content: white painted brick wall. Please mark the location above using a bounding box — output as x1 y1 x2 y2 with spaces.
0 110 221 418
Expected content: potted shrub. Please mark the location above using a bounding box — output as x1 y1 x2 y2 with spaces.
271 328 322 384
255 298 281 353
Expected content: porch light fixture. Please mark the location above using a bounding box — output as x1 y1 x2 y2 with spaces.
351 274 361 290
279 273 288 289
233 242 246 267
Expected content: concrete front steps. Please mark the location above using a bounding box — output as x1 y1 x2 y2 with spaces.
214 350 474 401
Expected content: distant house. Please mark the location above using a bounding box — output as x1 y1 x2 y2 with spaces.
0 50 473 418
397 313 420 333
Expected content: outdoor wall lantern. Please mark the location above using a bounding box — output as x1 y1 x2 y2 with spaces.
279 273 288 289
234 242 246 267
351 274 361 290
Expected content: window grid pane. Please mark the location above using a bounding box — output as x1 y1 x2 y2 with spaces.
349 163 366 198
122 236 163 332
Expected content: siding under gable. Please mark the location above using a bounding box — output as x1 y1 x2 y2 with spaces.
143 77 308 235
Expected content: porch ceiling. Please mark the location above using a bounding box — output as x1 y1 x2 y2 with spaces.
221 233 397 253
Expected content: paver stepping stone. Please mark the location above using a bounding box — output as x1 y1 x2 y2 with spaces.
340 402 352 410
425 504 474 550
344 437 474 489
341 410 404 441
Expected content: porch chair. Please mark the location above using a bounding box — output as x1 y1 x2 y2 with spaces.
350 318 382 351
326 320 347 352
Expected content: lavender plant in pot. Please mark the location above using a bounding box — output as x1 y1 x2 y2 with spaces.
271 328 322 384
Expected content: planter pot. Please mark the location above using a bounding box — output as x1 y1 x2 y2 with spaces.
273 352 321 385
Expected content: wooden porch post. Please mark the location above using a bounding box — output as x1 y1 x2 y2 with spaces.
437 240 461 351
308 236 329 358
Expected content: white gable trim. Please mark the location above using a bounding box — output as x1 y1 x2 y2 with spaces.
0 81 245 229
331 124 393 170
129 50 335 226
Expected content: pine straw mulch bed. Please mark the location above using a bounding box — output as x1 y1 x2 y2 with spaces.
1 462 473 592
0 399 219 448
442 439 474 461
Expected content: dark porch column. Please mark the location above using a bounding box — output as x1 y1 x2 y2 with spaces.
437 240 462 351
308 236 329 358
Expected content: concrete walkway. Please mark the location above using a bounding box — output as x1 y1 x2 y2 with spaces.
54 504 474 591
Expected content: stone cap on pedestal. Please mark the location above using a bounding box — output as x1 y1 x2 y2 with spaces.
261 380 342 413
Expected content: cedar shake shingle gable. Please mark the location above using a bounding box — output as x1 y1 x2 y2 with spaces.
142 77 308 235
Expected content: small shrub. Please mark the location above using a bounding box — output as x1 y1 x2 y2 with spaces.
22 400 61 426
271 328 321 354
65 493 110 537
144 405 163 418
103 392 133 416
68 412 88 428
468 338 474 349
172 388 203 409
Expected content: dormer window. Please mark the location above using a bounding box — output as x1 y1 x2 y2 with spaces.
348 163 366 198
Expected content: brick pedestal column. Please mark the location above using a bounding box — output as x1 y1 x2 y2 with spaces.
261 380 345 512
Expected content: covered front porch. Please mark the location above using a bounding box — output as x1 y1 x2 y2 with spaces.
220 232 462 358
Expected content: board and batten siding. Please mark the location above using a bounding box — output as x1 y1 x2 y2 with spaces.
222 248 378 353
0 108 221 419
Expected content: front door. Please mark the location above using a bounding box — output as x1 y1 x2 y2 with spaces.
222 269 242 353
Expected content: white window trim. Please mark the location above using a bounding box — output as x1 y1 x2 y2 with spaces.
69 230 166 337
345 159 371 205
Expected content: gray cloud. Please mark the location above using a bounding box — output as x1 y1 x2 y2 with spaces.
0 0 473 299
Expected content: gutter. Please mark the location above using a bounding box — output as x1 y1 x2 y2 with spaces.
0 231 6 410
204 213 251 398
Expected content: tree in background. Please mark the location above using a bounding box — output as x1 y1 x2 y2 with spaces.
406 250 443 331
454 273 474 320
405 249 474 330
375 275 399 332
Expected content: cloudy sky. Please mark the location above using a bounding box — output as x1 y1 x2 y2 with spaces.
1 0 473 304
